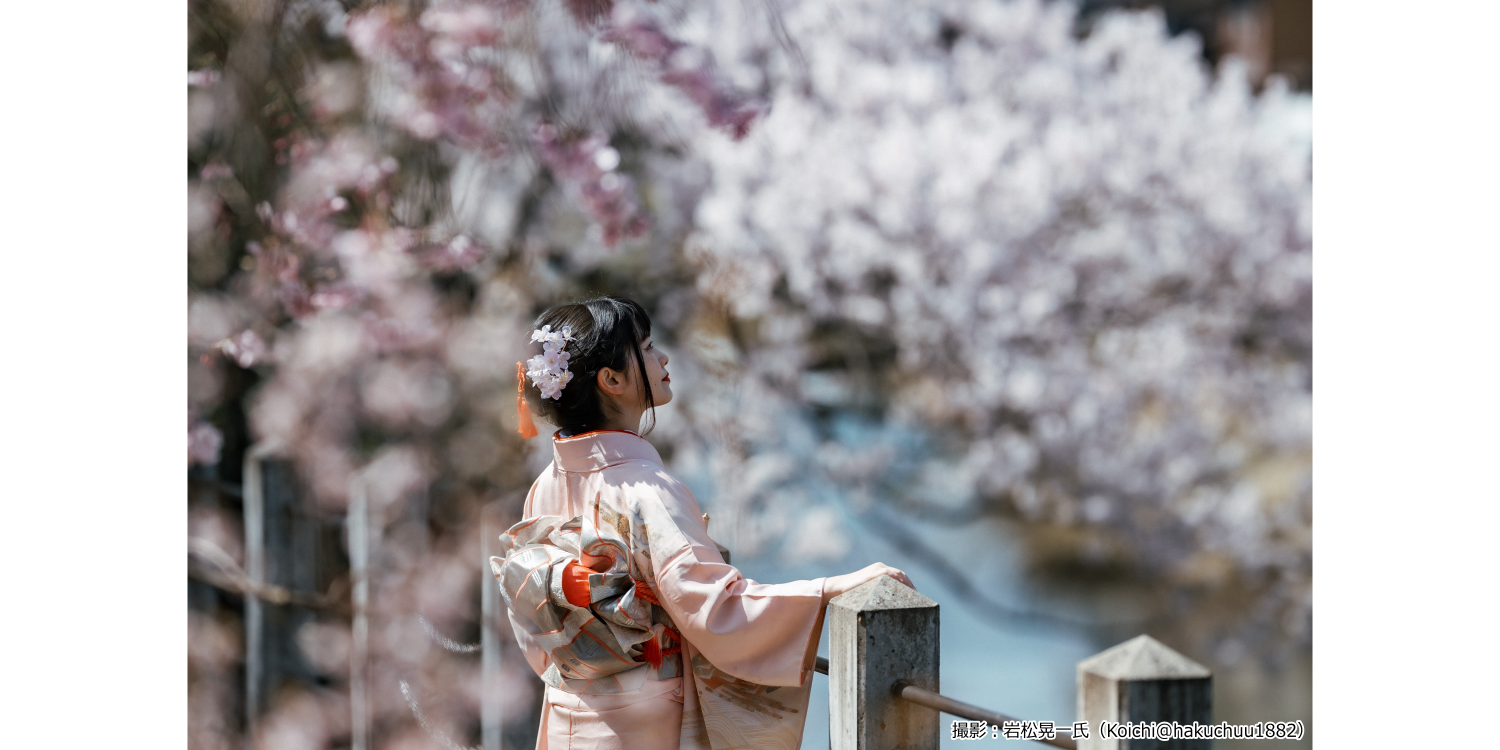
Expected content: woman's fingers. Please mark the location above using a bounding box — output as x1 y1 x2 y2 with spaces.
876 563 915 591
863 563 915 590
824 563 918 602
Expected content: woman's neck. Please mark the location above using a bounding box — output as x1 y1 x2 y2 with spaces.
593 398 645 434
561 410 642 438
560 427 640 440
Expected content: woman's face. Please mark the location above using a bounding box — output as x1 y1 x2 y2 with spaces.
637 336 673 407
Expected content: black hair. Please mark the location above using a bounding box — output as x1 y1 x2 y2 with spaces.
522 296 657 436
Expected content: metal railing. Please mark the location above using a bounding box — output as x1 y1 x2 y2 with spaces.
812 657 1077 749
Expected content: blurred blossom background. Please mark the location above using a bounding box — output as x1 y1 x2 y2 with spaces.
186 0 1311 747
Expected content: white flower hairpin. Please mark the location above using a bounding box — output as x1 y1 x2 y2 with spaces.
524 325 576 400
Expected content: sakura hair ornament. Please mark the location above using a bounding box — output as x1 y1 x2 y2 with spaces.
515 325 576 437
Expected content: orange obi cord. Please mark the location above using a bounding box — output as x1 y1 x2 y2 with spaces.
632 578 662 606
561 561 592 607
638 626 682 670
516 362 538 438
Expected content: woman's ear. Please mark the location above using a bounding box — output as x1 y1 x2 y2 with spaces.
596 366 630 396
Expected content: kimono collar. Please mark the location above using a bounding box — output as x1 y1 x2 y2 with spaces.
551 429 664 473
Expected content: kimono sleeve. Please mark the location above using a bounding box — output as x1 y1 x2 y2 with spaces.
622 464 826 688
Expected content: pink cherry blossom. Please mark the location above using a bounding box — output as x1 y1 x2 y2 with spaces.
217 329 269 368
188 411 224 466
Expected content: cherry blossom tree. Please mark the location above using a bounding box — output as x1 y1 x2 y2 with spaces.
683 0 1311 662
188 0 775 747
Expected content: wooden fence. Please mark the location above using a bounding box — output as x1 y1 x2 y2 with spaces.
194 448 1216 750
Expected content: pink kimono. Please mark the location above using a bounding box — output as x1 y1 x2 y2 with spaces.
493 429 827 750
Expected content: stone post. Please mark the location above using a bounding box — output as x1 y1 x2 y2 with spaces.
1076 635 1212 750
480 500 510 750
828 576 940 750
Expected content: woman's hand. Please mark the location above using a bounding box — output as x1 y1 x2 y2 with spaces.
821 562 916 604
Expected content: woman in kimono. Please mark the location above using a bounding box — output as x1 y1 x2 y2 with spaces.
492 296 915 750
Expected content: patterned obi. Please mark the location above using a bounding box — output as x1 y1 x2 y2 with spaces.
491 513 681 694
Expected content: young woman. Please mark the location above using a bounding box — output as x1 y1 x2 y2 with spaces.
491 296 915 750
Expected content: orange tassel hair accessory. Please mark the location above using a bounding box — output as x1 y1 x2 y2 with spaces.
516 361 538 438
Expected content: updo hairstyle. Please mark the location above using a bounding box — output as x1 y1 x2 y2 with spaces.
522 296 657 436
